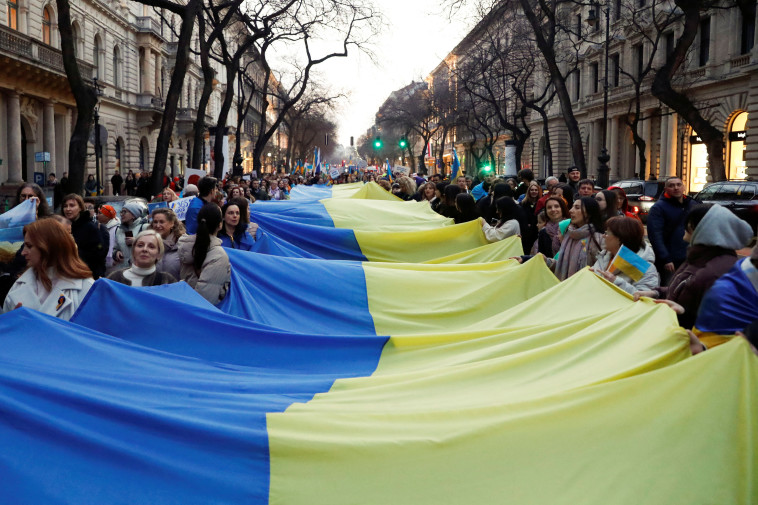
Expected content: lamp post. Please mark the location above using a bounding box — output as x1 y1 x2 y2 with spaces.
587 2 611 188
93 77 103 195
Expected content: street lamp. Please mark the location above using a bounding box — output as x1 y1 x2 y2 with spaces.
587 2 611 188
92 77 104 195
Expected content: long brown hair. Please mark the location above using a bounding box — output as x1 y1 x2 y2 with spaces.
23 218 92 291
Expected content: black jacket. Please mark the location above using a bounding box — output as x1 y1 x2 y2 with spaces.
71 211 107 279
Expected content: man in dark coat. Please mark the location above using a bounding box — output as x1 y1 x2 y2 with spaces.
646 177 699 286
111 170 123 195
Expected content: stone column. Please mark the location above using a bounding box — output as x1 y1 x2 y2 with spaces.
641 114 651 179
667 113 678 177
7 92 22 183
609 116 620 180
43 101 56 177
659 112 670 176
154 51 162 97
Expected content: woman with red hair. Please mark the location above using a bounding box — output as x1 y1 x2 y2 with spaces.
1 218 94 320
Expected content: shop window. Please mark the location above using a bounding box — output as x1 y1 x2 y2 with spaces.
728 112 747 180
689 133 709 193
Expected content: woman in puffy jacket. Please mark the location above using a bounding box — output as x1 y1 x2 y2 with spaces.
177 203 231 304
591 216 659 294
150 207 185 280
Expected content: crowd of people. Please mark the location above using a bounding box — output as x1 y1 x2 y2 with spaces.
0 167 755 355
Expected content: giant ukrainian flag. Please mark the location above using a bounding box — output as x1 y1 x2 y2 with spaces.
0 265 754 504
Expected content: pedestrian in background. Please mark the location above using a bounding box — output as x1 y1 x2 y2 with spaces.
61 194 106 279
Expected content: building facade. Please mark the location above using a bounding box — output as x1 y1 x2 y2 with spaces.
0 0 281 196
427 1 757 191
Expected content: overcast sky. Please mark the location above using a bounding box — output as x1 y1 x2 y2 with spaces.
319 0 478 146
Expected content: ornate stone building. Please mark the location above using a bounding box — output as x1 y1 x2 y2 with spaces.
0 0 283 196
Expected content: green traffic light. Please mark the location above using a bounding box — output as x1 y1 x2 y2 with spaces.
482 165 492 172
374 137 383 149
399 138 407 149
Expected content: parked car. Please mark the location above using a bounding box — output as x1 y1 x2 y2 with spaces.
609 179 666 223
693 180 758 234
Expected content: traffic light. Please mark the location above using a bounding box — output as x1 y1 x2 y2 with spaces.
373 137 383 149
398 137 407 149
482 165 492 173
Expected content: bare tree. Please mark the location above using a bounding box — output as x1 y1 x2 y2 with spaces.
378 82 440 174
134 0 203 195
55 0 97 194
244 0 379 175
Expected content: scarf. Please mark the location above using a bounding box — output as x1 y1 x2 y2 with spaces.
554 224 602 281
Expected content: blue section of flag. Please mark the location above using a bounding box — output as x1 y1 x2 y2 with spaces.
0 199 36 228
218 249 377 335
695 259 758 334
0 285 390 504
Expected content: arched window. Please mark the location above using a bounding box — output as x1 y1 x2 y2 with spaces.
7 0 18 30
112 46 120 87
71 22 80 57
42 7 51 44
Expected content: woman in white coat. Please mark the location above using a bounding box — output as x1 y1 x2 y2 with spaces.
2 218 94 320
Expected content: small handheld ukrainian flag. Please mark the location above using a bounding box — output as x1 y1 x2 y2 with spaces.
609 245 649 282
386 159 393 183
450 148 461 181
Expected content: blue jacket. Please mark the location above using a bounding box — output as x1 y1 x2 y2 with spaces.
646 193 698 266
219 229 256 251
184 196 205 235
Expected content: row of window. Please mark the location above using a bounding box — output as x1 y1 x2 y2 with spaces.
570 11 756 101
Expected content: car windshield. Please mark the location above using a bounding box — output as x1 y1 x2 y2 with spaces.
715 183 742 199
622 183 643 195
644 183 661 197
697 184 718 200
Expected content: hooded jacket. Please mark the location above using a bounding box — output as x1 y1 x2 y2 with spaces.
660 204 754 329
177 234 230 305
112 216 148 270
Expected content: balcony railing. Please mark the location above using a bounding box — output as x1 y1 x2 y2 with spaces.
730 54 751 70
0 24 95 79
137 94 164 109
136 17 164 38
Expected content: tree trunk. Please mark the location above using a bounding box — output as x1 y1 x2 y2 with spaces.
192 15 214 171
651 0 726 181
437 126 449 174
518 0 586 176
56 0 97 194
149 0 201 195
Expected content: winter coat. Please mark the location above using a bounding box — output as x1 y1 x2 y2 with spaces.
177 234 231 305
659 204 754 329
647 193 699 267
551 224 604 280
107 267 177 287
183 196 206 235
156 234 182 280
219 229 255 251
112 216 149 270
592 243 659 294
2 268 94 321
70 211 107 279
482 219 521 243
